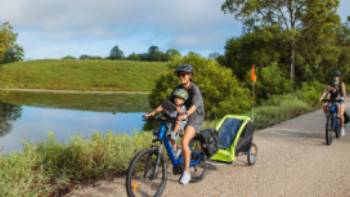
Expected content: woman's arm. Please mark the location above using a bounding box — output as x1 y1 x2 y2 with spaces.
319 88 328 102
187 105 197 116
342 82 349 100
177 105 196 121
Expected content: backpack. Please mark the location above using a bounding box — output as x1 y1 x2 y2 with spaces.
199 128 219 157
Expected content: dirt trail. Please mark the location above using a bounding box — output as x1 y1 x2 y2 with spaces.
65 107 350 197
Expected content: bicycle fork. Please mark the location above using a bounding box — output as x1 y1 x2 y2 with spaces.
149 145 163 180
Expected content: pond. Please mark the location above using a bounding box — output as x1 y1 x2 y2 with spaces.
0 91 151 152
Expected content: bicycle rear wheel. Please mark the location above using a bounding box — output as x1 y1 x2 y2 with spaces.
325 117 333 145
126 147 167 197
189 137 208 183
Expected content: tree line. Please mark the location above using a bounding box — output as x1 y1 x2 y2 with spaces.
62 45 182 62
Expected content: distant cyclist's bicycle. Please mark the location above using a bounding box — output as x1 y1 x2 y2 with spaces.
322 99 342 145
125 102 207 197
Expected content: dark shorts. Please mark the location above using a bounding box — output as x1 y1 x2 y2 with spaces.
185 114 204 133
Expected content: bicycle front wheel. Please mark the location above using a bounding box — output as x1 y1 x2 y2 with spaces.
325 117 333 145
335 117 341 138
125 147 167 197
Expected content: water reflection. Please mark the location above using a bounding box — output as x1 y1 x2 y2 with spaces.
0 103 22 137
0 92 151 152
0 106 145 152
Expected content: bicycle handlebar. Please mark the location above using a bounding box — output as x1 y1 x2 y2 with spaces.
321 98 344 103
143 113 175 122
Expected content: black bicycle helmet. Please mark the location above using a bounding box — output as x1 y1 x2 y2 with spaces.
175 64 194 75
333 70 341 77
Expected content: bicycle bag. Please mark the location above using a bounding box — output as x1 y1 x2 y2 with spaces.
199 128 219 157
345 110 350 124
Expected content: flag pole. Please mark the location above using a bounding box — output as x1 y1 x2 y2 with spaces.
252 81 255 122
250 64 256 123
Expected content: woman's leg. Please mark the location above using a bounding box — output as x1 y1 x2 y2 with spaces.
339 103 345 128
182 125 196 173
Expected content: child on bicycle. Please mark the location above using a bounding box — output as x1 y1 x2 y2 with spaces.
145 88 188 153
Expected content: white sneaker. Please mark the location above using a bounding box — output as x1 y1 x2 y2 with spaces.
341 127 346 137
179 171 191 185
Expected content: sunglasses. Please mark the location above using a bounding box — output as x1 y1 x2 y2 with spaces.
177 72 188 78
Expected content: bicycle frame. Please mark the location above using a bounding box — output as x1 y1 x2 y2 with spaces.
155 121 202 169
327 102 340 130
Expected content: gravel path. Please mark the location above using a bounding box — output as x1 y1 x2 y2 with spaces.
65 107 350 197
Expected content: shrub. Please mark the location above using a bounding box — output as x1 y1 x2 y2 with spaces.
253 94 311 128
295 81 324 106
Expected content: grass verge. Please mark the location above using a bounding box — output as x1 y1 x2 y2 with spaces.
0 59 167 92
0 132 152 197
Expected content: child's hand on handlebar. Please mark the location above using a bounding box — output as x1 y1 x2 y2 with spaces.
143 112 154 120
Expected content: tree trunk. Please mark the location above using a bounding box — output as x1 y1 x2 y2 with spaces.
288 0 296 89
290 41 295 88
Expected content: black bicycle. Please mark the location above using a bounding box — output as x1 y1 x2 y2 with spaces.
322 99 342 145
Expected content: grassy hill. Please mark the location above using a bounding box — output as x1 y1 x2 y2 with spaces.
0 59 168 92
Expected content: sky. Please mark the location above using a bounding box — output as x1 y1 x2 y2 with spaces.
0 0 349 60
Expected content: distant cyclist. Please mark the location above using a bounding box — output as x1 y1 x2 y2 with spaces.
319 70 349 136
145 64 205 185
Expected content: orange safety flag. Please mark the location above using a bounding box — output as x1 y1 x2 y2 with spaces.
250 64 257 83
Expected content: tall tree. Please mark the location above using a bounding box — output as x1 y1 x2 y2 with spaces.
166 49 181 57
109 45 124 60
296 0 341 81
148 45 163 61
0 22 23 64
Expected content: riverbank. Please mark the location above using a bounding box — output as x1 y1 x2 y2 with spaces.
0 90 151 112
0 59 167 92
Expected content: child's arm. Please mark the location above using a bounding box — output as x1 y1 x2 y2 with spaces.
144 105 164 118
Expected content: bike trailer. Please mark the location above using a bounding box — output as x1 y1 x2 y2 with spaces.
210 115 256 163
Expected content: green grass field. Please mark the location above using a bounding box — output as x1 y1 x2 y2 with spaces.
0 59 167 91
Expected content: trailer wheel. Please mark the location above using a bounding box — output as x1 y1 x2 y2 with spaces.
247 143 257 166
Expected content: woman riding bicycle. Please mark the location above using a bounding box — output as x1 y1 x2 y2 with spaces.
319 70 349 136
145 64 205 185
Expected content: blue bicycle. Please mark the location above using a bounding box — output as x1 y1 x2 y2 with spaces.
125 104 207 197
323 99 342 145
